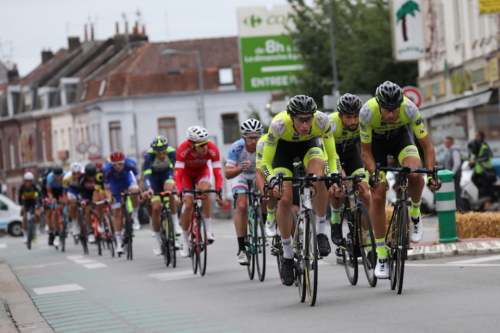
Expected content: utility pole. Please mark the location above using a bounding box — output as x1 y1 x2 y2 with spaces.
328 0 340 98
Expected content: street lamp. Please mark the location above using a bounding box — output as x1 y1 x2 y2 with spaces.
328 0 340 98
161 49 206 128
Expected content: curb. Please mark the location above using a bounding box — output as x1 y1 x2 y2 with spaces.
0 263 54 333
335 240 500 264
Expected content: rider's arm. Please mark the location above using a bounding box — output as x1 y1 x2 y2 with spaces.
323 136 339 173
143 153 154 189
174 144 187 193
417 135 436 171
167 147 177 167
474 145 491 162
261 122 280 183
208 142 223 192
18 187 24 206
225 141 243 179
405 101 436 171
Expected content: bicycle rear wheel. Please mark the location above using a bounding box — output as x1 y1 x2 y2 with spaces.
295 217 306 303
388 206 399 290
255 210 266 282
161 213 170 267
198 216 208 277
168 214 177 268
190 219 198 275
356 202 377 287
79 215 89 255
97 234 102 256
272 235 284 284
27 220 33 250
396 201 408 294
125 213 133 260
304 210 318 306
246 217 255 280
340 201 358 285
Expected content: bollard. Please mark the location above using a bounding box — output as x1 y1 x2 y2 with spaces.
436 170 459 243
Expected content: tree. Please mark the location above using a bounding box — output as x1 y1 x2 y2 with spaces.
397 1 420 41
287 0 418 107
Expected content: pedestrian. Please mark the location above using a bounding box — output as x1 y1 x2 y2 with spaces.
443 136 465 211
468 131 498 209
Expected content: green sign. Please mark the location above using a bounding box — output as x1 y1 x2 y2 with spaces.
240 35 303 92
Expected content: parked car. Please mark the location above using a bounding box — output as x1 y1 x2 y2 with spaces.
385 171 435 214
0 194 22 237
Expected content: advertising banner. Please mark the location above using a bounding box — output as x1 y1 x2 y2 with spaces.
391 0 425 61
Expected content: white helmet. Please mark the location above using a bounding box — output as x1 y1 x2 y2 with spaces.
187 126 209 142
23 172 34 181
70 162 83 173
240 119 263 134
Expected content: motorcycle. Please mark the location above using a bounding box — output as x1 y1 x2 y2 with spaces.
460 160 500 212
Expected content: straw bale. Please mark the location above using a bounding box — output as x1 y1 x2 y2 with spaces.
455 211 500 239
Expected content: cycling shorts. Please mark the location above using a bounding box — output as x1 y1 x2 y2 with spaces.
108 172 139 206
149 171 174 202
231 172 256 195
273 138 324 178
338 147 368 183
180 165 211 196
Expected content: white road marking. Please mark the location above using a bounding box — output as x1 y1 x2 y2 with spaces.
150 270 200 281
407 264 500 267
66 255 84 260
0 243 7 249
16 262 66 270
67 255 106 269
72 259 96 264
33 283 84 295
447 255 500 264
83 263 107 269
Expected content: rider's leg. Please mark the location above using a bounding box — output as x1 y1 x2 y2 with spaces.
370 174 388 258
234 191 248 253
306 156 330 238
198 180 213 235
276 180 294 258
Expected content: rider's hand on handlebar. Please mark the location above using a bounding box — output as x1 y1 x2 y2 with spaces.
328 182 343 199
272 183 285 199
369 174 381 189
427 177 441 192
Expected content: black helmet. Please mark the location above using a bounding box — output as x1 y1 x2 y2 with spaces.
337 93 363 114
84 163 97 176
52 165 63 176
468 139 480 155
150 136 169 152
286 95 317 115
375 81 404 107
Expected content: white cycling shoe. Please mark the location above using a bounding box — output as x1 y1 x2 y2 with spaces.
375 257 389 279
265 219 277 237
410 215 424 243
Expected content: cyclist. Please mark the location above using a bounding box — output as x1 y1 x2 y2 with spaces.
174 126 224 258
225 119 263 265
46 165 66 247
18 172 42 244
103 151 141 255
63 162 86 239
74 163 101 244
261 95 341 286
93 162 107 232
142 136 180 256
360 81 440 278
328 94 371 250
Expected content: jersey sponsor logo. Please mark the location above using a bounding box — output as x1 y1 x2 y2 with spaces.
208 149 217 157
359 105 372 123
292 135 300 141
315 112 329 130
257 152 263 159
261 166 271 179
360 122 367 132
268 132 276 142
232 145 244 153
256 141 265 151
266 141 277 147
419 128 426 134
360 133 370 140
405 101 418 119
270 118 285 136
309 149 322 156
415 117 423 126
406 147 417 153
181 148 192 158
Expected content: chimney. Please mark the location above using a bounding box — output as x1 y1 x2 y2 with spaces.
141 24 146 35
125 21 129 35
68 37 81 51
84 24 88 41
7 64 19 82
41 50 54 64
115 22 119 35
90 23 94 40
133 21 138 35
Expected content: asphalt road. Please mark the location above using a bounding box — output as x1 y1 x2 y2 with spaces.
1 219 500 333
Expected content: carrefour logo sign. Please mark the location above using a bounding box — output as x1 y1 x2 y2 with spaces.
243 13 293 28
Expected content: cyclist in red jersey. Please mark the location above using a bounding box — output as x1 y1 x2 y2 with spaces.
175 126 224 258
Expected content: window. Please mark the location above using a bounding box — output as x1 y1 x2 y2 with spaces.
468 0 477 45
11 92 20 114
0 139 3 169
109 121 122 151
0 199 7 210
99 80 107 97
158 118 177 148
9 139 15 169
65 84 77 104
218 68 234 85
221 113 240 144
41 132 47 162
453 0 462 42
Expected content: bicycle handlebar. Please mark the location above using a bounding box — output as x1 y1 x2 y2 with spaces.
374 163 441 189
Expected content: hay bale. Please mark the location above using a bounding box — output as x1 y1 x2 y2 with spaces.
455 211 500 239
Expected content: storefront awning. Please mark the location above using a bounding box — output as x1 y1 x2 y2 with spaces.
420 90 493 119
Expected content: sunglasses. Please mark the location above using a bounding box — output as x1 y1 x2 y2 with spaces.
194 141 209 147
243 135 262 139
112 161 124 166
381 106 399 113
155 150 168 154
292 116 314 124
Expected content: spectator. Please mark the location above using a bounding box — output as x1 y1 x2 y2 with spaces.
443 136 464 211
468 131 498 208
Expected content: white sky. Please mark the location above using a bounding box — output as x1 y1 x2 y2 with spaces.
0 0 295 76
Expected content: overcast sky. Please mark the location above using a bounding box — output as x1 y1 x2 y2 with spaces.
0 0 298 76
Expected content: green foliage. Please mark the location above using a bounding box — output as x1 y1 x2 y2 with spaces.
244 102 271 132
287 0 418 108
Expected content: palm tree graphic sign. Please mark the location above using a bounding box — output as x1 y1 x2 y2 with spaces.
396 0 420 41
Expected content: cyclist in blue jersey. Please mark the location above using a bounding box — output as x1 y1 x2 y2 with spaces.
142 136 180 256
103 151 141 255
63 162 84 238
45 165 67 247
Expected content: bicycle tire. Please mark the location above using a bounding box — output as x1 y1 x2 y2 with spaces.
198 215 208 277
341 201 358 286
125 213 133 260
396 201 408 294
272 235 284 284
27 218 33 250
295 216 306 303
106 214 115 258
168 214 177 268
247 216 255 280
79 214 89 255
356 202 377 287
161 212 170 267
255 209 266 282
97 234 102 256
388 205 399 291
304 210 318 306
190 217 198 275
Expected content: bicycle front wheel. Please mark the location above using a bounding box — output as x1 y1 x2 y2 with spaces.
125 213 133 260
79 215 89 255
255 209 266 282
246 216 255 280
396 201 408 294
272 235 284 284
27 220 33 250
356 202 377 287
161 214 170 267
341 202 358 286
198 216 208 276
304 210 318 306
168 213 177 268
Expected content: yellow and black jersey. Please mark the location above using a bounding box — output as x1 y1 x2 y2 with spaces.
18 184 41 205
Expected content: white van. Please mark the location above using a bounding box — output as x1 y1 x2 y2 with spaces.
0 194 22 237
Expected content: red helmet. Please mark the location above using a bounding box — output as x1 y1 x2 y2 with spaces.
95 162 103 170
109 151 125 162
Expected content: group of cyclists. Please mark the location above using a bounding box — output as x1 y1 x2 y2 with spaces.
17 80 441 287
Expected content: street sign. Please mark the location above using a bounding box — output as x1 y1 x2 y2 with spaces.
402 86 423 108
87 144 101 161
76 143 87 154
237 5 303 92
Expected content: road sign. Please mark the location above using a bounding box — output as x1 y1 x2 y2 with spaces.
76 143 87 154
402 86 423 108
237 5 303 92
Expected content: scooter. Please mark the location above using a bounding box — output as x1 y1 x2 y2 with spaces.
460 161 500 211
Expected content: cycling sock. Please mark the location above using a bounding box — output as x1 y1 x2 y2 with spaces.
172 214 180 227
267 208 276 221
330 207 341 224
23 231 27 238
155 232 161 244
376 238 387 257
365 230 372 253
115 232 122 247
282 236 293 259
204 218 212 231
316 215 326 235
132 209 138 219
237 237 245 253
182 230 189 244
410 200 421 217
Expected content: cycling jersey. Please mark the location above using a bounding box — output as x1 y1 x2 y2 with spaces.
103 157 140 186
261 111 338 181
359 96 427 143
329 112 359 154
143 147 176 188
174 141 223 192
227 139 257 175
18 184 41 206
255 134 267 170
77 174 100 200
46 172 66 189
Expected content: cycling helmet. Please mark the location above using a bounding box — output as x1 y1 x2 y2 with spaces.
95 162 103 170
70 162 83 173
375 81 404 107
52 165 63 176
187 126 209 142
240 119 263 134
23 172 34 181
151 136 169 151
109 151 125 162
286 95 317 115
84 163 97 176
337 93 363 114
